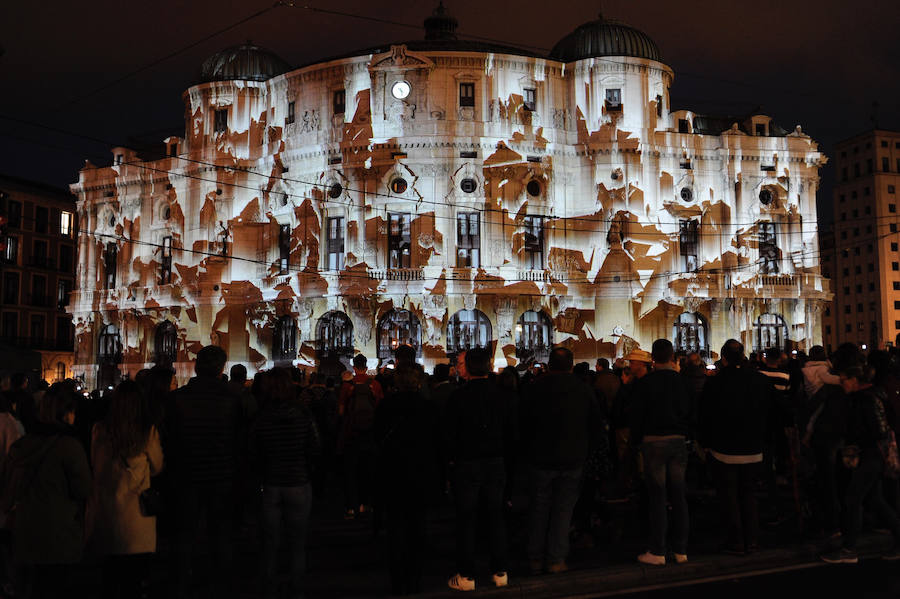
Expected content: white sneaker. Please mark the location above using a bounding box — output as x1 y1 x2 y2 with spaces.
448 574 475 591
637 551 666 566
674 553 688 564
492 572 508 587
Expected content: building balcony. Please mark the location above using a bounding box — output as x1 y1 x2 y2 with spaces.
367 268 425 282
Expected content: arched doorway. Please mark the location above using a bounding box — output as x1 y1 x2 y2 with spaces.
515 310 553 364
97 324 122 390
672 312 709 357
377 309 421 362
446 309 492 358
273 315 297 367
154 321 177 367
316 311 354 375
754 313 788 353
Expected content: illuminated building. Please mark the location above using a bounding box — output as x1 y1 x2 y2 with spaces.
0 174 77 382
68 5 831 387
821 129 900 352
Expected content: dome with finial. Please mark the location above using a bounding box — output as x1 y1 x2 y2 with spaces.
550 15 662 63
200 41 292 83
424 1 458 40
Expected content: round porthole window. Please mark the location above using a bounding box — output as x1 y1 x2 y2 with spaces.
163 206 171 220
759 189 774 205
680 187 693 202
526 180 541 197
460 178 478 194
108 216 116 227
328 183 343 199
390 178 408 194
391 80 411 100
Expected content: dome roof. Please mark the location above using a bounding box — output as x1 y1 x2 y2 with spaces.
550 17 662 63
200 42 291 83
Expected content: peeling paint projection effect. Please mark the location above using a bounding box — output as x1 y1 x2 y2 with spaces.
68 14 831 388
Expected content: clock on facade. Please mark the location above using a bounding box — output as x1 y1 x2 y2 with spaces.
391 80 411 99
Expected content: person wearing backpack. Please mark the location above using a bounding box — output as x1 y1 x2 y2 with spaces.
5 382 91 598
338 354 384 520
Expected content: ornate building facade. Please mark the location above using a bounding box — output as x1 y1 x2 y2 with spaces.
69 7 831 387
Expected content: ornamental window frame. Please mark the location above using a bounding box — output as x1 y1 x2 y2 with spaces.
388 212 411 268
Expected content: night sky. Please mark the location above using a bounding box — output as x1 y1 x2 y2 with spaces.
1 0 899 225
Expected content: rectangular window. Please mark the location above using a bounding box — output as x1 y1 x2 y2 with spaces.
891 204 897 213
278 224 291 274
759 222 778 274
56 279 71 308
845 305 852 314
59 245 73 273
884 157 891 172
459 82 475 107
523 215 545 269
845 324 851 333
842 167 848 181
57 316 72 349
214 109 228 133
826 325 832 335
104 242 117 289
160 236 172 284
852 209 859 217
864 186 871 196
286 101 295 124
867 159 873 174
895 300 900 309
605 88 622 110
894 282 900 290
2 272 18 305
3 236 17 264
857 303 863 313
679 219 699 271
7 201 21 229
35 207 48 234
866 206 872 214
890 185 896 194
32 240 47 267
388 213 411 268
59 211 74 237
678 119 690 134
883 141 890 148
841 230 847 240
326 217 344 271
755 123 766 136
869 282 875 291
854 163 860 177
523 88 536 112
29 314 44 343
333 89 346 114
844 286 850 294
456 212 480 268
31 275 46 306
1 312 17 341
839 194 846 203
893 224 899 233
656 95 662 118
893 262 899 271
855 265 862 274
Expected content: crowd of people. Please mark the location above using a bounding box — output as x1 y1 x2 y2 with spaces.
0 337 898 597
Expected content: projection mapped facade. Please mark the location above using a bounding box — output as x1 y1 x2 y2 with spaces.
69 6 831 385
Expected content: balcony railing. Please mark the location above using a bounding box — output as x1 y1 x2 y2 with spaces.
367 268 424 281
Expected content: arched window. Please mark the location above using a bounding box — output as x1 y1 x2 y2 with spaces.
673 312 709 357
316 311 353 356
754 313 788 353
446 309 492 356
516 310 553 364
97 324 122 391
55 361 66 382
273 315 297 364
377 309 421 361
154 321 177 366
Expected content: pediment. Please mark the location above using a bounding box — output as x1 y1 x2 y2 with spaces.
369 45 434 72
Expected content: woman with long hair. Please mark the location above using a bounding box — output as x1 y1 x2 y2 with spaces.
85 381 164 598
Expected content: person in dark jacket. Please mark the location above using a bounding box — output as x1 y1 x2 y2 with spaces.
375 365 441 595
699 339 772 555
166 345 241 599
628 339 693 565
9 382 91 599
523 346 601 574
820 366 900 564
444 348 516 592
250 367 321 599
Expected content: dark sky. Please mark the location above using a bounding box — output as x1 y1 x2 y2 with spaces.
2 0 899 223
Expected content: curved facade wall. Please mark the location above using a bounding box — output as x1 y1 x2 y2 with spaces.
69 43 830 386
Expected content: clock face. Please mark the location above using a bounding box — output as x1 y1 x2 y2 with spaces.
391 80 411 100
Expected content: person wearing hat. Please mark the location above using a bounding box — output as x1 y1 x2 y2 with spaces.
611 349 652 497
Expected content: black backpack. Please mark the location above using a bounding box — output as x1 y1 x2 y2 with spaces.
349 381 376 433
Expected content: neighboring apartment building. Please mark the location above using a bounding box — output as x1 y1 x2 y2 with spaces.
822 129 900 352
68 5 831 388
0 174 78 382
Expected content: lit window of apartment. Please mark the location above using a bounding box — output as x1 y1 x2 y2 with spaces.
59 211 74 237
